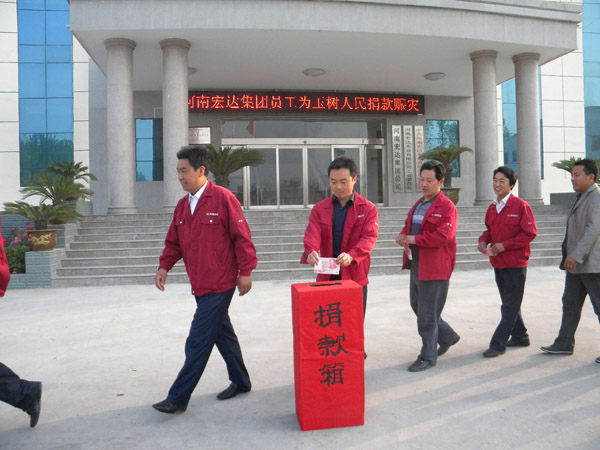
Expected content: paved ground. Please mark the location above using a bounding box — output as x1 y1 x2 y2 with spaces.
1 266 599 450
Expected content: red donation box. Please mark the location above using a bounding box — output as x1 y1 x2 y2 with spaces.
291 280 365 431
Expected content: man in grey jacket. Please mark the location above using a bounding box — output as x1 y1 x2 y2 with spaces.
541 159 600 363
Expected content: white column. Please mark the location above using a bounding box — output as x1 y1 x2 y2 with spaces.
104 38 137 214
470 50 498 206
513 52 543 205
161 38 191 210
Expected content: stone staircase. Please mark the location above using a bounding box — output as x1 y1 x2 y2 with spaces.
52 205 570 287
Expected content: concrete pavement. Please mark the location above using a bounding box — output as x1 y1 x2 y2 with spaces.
1 266 599 449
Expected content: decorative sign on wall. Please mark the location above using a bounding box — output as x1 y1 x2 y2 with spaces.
403 126 415 193
391 124 425 194
414 125 425 173
392 126 404 193
188 127 211 144
189 91 424 115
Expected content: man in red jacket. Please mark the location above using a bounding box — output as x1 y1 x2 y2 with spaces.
478 166 537 357
301 156 379 326
152 146 257 414
396 161 460 372
0 219 42 428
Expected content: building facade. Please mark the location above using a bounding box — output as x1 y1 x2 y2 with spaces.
0 0 592 214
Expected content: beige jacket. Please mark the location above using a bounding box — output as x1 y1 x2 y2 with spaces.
561 184 600 274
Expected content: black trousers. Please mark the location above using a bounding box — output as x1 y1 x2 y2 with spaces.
0 362 38 411
489 268 528 351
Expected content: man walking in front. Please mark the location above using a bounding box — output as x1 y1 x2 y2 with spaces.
396 161 460 372
301 156 379 357
541 158 600 362
152 145 257 414
478 166 537 358
0 218 42 428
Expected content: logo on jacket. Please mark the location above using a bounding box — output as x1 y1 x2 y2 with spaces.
206 212 219 216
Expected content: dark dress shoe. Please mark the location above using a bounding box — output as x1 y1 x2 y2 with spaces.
483 348 505 358
407 358 435 372
540 344 573 355
26 382 42 428
596 356 600 364
217 382 251 400
506 337 530 347
152 399 187 414
438 335 461 356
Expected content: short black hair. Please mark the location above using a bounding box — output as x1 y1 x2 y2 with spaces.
328 156 358 177
420 160 445 181
176 145 210 175
573 158 598 182
493 166 517 187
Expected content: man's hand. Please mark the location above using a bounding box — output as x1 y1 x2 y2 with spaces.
336 252 354 267
478 242 489 254
236 275 252 296
490 243 505 256
155 268 168 291
396 234 415 246
564 256 578 271
306 251 320 267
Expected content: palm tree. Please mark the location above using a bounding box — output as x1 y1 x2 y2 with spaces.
552 156 600 180
207 145 265 188
418 145 473 188
21 172 93 203
46 161 97 183
2 201 83 230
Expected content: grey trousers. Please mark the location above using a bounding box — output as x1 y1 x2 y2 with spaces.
553 272 600 350
409 259 459 363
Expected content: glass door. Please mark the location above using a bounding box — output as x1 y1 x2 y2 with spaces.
307 146 333 205
279 146 303 206
248 147 277 207
365 145 383 204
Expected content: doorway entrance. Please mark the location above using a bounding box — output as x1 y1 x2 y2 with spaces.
222 139 384 208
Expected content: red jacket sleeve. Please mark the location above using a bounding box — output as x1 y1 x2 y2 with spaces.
346 202 379 265
159 203 183 272
226 194 257 276
301 205 325 264
479 205 494 244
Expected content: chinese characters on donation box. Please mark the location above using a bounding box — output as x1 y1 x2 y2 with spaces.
291 280 364 431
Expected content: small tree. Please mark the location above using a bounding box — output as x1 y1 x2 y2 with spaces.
47 161 97 183
207 145 264 188
21 172 93 203
552 157 600 185
2 201 83 230
418 145 473 188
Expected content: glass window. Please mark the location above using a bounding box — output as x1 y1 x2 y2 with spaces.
46 0 70 11
18 0 45 10
135 119 164 181
18 10 45 45
221 119 383 139
46 11 71 45
47 64 73 98
249 148 277 206
425 120 461 177
19 99 46 134
46 46 72 63
19 45 45 63
19 64 46 98
18 0 74 185
47 133 74 162
47 98 73 133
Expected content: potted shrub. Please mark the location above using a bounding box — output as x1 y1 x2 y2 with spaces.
207 145 265 188
418 145 473 204
2 201 83 251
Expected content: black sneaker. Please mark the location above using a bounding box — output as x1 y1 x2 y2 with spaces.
540 344 573 355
